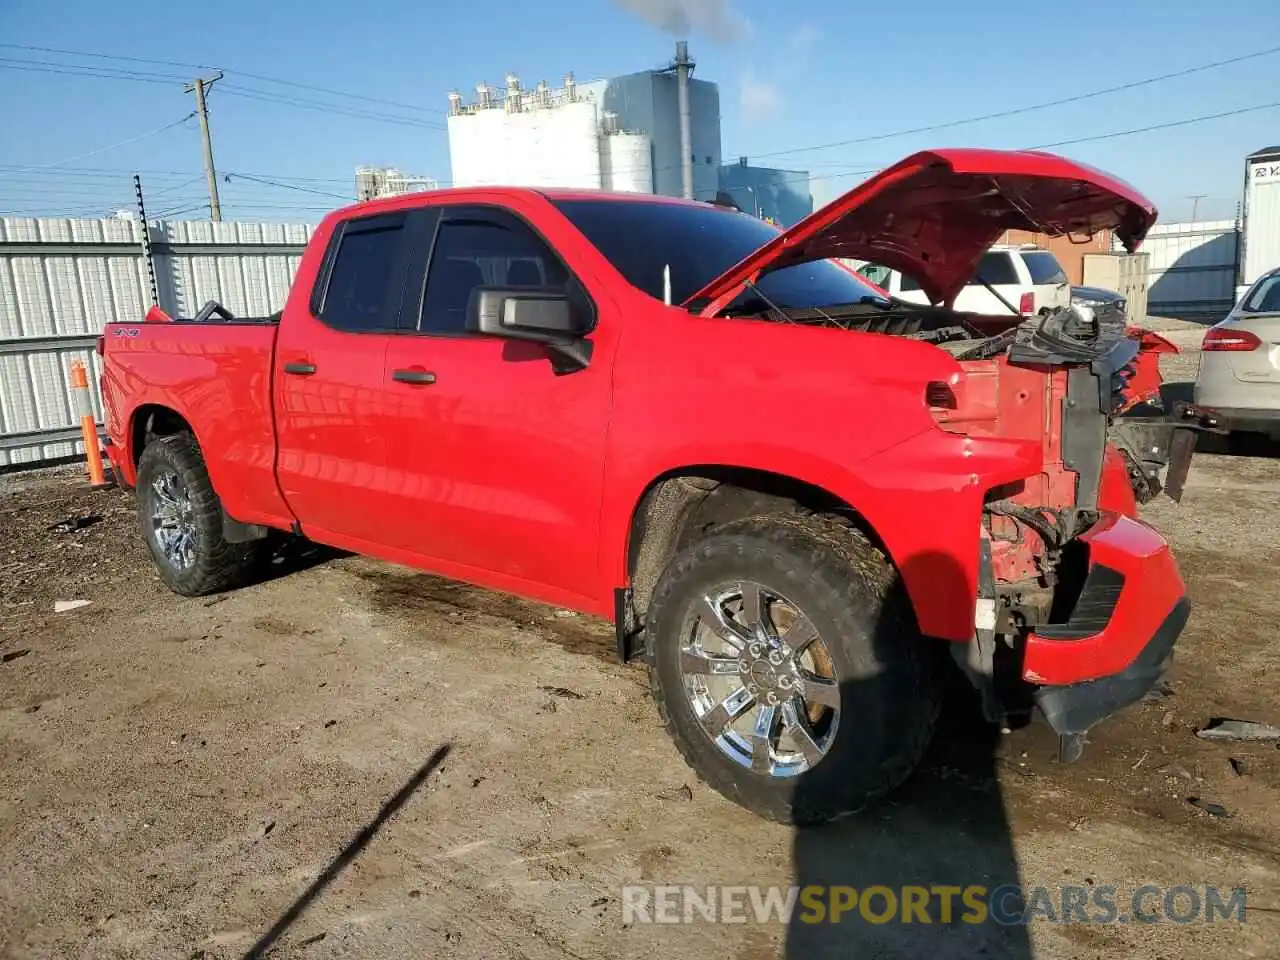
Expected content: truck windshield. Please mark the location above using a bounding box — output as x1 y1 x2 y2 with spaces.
551 198 886 310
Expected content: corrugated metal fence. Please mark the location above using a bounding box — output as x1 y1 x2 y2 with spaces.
1127 220 1240 322
0 216 312 466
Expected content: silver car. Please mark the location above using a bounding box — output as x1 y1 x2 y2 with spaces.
1195 267 1280 438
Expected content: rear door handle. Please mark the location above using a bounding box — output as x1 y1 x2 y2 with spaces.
283 362 317 376
391 368 436 385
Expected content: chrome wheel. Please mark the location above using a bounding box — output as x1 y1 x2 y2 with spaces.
679 580 840 778
150 469 197 570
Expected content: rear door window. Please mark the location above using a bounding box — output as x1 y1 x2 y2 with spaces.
971 252 1020 286
314 213 410 332
1021 251 1068 285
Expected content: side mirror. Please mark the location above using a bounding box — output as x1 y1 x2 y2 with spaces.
467 287 593 374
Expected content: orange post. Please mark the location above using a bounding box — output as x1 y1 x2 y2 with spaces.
69 360 109 488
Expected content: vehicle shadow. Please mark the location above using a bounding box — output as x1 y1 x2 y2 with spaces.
785 551 1032 958
250 532 349 586
241 743 451 959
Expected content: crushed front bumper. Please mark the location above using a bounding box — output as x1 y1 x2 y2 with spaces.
1022 513 1189 759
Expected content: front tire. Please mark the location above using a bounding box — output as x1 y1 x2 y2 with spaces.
646 513 937 824
135 433 260 596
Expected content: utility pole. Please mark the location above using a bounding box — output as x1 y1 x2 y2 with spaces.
184 72 224 221
1187 194 1207 222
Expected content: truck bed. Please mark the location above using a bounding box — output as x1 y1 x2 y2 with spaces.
100 320 290 528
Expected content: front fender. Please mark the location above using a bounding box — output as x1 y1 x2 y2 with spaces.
848 429 1041 641
600 427 1040 643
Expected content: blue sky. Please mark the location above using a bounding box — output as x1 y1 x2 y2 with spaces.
0 0 1277 222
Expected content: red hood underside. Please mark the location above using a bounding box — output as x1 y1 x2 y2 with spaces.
688 148 1158 310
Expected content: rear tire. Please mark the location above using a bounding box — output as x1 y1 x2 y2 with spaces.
135 433 261 596
646 513 937 825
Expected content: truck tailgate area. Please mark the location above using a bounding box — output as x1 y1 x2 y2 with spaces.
101 321 291 528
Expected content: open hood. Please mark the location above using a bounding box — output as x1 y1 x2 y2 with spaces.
686 148 1157 311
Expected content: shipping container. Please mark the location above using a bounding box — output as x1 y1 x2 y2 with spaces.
1242 145 1280 285
1082 253 1149 324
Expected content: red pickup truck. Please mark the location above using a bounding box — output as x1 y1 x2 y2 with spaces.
101 148 1200 824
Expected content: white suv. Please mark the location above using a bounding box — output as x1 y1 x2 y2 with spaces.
856 245 1072 315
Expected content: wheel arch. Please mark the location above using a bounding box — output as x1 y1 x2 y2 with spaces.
129 402 199 468
130 404 269 545
619 465 894 653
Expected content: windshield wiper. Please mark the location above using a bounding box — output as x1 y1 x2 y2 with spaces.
739 281 792 323
740 280 847 327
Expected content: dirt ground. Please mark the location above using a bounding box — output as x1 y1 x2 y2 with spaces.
2 345 1279 959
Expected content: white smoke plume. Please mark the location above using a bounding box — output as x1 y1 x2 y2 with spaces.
612 0 746 42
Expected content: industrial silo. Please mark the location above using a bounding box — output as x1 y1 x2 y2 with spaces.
601 130 653 193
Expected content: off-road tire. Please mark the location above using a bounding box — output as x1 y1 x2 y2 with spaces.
646 513 938 825
135 432 260 596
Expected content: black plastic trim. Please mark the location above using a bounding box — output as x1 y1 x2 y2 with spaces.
1037 564 1125 640
222 509 269 544
1034 597 1190 737
1060 365 1107 510
614 587 643 662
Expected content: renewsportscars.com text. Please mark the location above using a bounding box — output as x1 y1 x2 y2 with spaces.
621 884 1247 926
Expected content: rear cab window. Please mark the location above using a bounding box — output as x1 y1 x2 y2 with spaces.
312 212 412 332
1020 250 1068 285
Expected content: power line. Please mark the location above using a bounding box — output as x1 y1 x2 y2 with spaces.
218 85 446 130
6 43 1274 191
0 56 448 131
1029 101 1280 149
0 164 351 183
0 42 450 116
22 114 195 170
3 97 1275 220
741 101 1280 194
145 175 208 199
743 43 1280 161
0 59 180 86
154 201 209 218
223 171 350 200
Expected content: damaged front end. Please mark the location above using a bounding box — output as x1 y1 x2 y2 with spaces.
1006 304 1224 506
931 304 1212 760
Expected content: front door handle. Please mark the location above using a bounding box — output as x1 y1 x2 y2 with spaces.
391 368 437 385
283 362 317 376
